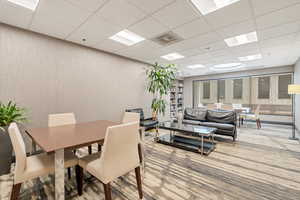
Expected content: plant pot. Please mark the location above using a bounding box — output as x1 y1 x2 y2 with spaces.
0 126 13 175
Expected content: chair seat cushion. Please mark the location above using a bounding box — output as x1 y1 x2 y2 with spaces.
200 122 234 131
16 151 78 184
78 152 101 170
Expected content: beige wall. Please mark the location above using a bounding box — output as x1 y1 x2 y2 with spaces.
184 66 294 108
0 23 152 127
295 59 300 132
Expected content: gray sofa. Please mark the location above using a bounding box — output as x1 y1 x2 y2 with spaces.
182 108 237 141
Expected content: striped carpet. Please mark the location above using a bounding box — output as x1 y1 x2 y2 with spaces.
0 123 300 200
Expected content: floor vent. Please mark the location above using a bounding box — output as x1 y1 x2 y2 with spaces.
151 32 183 46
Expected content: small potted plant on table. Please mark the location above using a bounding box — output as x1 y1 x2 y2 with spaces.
0 101 27 175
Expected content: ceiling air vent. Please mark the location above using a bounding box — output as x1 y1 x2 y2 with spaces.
151 32 183 46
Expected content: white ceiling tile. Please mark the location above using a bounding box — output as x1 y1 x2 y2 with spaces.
251 0 300 16
259 33 296 49
65 0 108 12
126 0 175 14
173 17 212 39
152 0 199 29
216 20 256 38
93 38 128 52
204 0 252 29
180 48 206 57
257 21 300 41
164 32 219 51
30 0 91 39
97 0 146 28
0 0 34 29
116 40 162 60
229 42 260 55
129 17 169 39
66 13 122 46
256 4 300 30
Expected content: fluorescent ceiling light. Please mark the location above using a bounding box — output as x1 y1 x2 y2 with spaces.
238 54 262 61
224 31 258 47
211 62 244 71
109 29 145 46
7 0 40 10
190 0 240 15
186 64 206 69
161 53 184 61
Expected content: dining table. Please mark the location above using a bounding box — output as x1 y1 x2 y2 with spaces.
25 120 119 200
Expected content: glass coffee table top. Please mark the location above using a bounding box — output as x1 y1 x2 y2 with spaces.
157 121 217 155
159 121 217 136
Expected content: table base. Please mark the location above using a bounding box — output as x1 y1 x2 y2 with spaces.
157 134 216 155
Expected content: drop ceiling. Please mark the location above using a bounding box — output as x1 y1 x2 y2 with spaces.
0 0 300 77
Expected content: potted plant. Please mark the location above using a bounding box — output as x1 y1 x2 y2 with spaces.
146 63 177 120
0 101 27 175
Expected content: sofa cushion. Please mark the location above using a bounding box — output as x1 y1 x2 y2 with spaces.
206 110 236 124
184 107 207 121
200 122 234 131
182 119 201 126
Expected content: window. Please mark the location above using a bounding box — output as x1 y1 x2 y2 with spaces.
233 79 243 99
218 80 225 100
278 74 291 99
258 76 270 99
203 81 210 99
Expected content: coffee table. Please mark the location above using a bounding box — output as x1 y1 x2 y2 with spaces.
157 121 217 155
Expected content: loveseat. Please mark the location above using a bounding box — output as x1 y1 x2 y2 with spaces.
182 108 237 141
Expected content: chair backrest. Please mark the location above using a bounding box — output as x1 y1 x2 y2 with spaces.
125 108 144 120
98 122 140 184
8 123 27 181
48 113 76 127
232 104 242 109
255 105 261 117
222 104 233 111
122 112 140 124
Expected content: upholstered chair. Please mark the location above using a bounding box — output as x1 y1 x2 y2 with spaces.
8 123 79 200
77 122 143 200
122 112 140 124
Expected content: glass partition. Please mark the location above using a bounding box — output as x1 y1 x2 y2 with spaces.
193 73 293 124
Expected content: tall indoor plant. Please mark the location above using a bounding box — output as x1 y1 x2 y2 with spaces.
146 63 177 120
0 101 27 175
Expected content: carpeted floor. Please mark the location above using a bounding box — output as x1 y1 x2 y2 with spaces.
1 123 300 200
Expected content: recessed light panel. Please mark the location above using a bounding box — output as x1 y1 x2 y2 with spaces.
187 64 206 69
109 29 145 46
161 53 185 61
224 31 258 47
238 54 262 61
7 0 40 10
190 0 240 15
211 62 244 71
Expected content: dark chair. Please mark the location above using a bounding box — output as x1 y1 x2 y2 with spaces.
125 108 158 131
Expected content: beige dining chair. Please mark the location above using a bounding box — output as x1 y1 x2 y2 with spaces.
122 112 140 124
240 105 261 129
8 123 80 200
122 112 143 168
77 122 143 200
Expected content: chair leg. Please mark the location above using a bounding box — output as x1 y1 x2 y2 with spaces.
135 166 143 199
88 145 92 154
75 165 83 196
68 167 71 179
10 183 22 200
103 183 112 200
138 143 143 164
256 119 260 129
258 119 262 129
98 144 102 152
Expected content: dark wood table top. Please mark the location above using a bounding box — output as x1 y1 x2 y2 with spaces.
26 120 118 153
